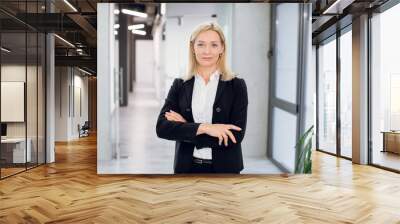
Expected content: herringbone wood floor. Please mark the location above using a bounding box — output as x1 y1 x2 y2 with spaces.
1 134 400 224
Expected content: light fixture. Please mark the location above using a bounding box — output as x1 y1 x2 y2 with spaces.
63 0 78 12
1 47 11 53
132 29 146 36
76 48 83 52
78 67 92 76
322 0 352 15
114 24 120 29
114 30 118 35
160 3 166 15
114 9 120 15
54 34 75 48
121 9 148 18
128 24 145 30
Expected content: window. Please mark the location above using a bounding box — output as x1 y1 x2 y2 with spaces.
317 36 337 155
370 3 400 171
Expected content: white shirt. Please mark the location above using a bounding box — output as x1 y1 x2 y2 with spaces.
192 70 220 160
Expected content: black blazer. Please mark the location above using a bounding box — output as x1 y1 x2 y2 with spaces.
156 75 248 173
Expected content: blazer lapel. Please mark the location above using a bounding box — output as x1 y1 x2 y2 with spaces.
213 76 225 108
183 77 195 122
184 77 195 107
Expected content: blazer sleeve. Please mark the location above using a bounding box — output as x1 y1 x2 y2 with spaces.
193 78 248 149
156 78 201 142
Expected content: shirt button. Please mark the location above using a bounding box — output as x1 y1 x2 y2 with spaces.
186 108 191 112
216 107 221 112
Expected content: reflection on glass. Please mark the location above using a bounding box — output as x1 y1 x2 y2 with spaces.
272 107 297 172
38 33 46 165
371 4 400 171
318 37 337 154
340 30 352 158
274 4 299 104
27 31 38 169
1 31 27 177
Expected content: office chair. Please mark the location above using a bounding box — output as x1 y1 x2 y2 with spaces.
79 121 90 138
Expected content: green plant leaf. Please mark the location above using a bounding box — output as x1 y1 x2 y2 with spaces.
295 125 314 174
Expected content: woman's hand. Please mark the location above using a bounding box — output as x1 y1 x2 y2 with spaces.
165 110 187 123
197 123 242 147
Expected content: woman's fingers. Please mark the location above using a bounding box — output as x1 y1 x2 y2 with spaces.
222 132 228 146
171 111 186 121
168 112 180 120
225 130 236 144
218 134 223 146
165 111 184 122
167 110 186 122
228 125 242 131
165 113 172 120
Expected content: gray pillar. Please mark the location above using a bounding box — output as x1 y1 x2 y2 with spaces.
119 14 128 106
46 1 55 163
131 34 136 91
352 14 369 164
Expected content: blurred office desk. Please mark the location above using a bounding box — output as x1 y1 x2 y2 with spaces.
1 138 32 164
382 131 400 154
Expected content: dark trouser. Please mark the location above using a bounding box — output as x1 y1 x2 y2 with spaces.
189 157 216 173
188 157 241 174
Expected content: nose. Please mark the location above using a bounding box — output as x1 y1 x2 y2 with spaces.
204 46 211 54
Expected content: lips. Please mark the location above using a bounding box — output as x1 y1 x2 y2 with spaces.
202 57 212 60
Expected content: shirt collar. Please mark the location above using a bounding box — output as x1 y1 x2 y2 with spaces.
195 70 220 82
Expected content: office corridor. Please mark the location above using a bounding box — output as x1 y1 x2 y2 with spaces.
100 82 175 173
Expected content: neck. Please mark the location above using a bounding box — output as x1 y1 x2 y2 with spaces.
197 66 218 80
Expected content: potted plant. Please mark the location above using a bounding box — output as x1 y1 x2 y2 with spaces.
295 125 314 174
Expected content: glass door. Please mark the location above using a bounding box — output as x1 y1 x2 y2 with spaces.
268 3 311 173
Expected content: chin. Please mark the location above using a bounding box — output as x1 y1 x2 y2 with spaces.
199 61 217 67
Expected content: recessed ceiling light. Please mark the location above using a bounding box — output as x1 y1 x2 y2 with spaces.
121 9 148 18
54 34 75 48
132 29 146 36
78 67 92 76
63 0 78 12
128 24 145 30
1 47 11 53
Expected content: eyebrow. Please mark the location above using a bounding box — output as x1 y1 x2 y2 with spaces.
196 40 220 43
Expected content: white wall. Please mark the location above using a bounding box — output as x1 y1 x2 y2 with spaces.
97 3 119 165
136 40 155 85
54 67 89 141
231 4 270 157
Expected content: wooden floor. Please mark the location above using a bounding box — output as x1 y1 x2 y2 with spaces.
1 134 400 223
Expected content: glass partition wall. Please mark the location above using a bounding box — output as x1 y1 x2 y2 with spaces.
370 3 400 172
316 26 352 159
0 1 46 179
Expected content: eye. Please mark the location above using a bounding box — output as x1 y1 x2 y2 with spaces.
197 43 204 47
212 44 218 47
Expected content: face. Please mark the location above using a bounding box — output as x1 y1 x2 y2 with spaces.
193 30 224 68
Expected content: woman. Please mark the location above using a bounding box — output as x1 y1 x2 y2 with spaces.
156 22 248 174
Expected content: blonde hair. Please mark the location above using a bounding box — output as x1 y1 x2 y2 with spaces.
184 22 235 81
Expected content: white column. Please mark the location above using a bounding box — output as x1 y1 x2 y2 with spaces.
352 14 369 164
46 33 55 163
97 3 118 166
